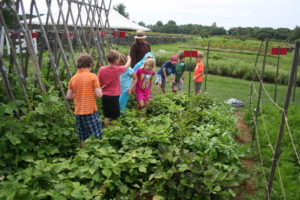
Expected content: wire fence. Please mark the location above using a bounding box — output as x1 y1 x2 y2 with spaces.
249 40 300 200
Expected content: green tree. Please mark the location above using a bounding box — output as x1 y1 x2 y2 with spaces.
138 21 146 27
289 26 300 41
156 21 163 27
0 0 17 28
113 3 129 19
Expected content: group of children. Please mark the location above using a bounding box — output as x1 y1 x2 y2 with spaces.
67 50 205 146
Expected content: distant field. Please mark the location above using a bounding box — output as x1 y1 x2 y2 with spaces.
120 36 298 85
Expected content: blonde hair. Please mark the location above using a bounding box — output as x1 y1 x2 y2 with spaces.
107 50 120 63
143 58 155 69
118 54 127 65
177 50 185 59
197 51 204 58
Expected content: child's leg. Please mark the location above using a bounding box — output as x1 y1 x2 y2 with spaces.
171 82 177 93
104 118 111 127
161 80 166 94
137 100 145 110
194 82 202 95
119 91 129 111
178 81 183 93
144 100 150 108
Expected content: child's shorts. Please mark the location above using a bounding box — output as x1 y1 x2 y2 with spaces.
75 112 102 141
194 81 202 92
156 74 166 88
102 95 120 120
136 91 150 101
172 81 183 90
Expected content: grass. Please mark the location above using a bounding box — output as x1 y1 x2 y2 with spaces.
153 73 300 108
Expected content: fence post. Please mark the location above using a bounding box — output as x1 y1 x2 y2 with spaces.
265 41 300 200
292 56 298 104
249 40 264 104
274 46 280 102
253 40 269 141
204 40 210 92
188 50 192 94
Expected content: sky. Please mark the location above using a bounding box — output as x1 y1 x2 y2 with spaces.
112 0 300 29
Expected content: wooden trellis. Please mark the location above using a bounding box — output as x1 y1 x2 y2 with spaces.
0 0 113 114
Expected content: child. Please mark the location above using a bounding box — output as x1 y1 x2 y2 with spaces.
98 50 131 127
172 51 187 93
135 58 156 110
193 52 205 95
133 52 155 72
66 53 103 147
119 54 137 111
156 55 178 94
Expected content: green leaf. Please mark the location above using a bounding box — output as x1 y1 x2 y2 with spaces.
112 167 121 176
23 155 34 162
102 169 112 178
213 185 222 193
139 165 147 173
153 195 165 200
5 131 21 145
119 184 128 194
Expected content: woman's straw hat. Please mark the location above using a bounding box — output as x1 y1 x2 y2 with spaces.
134 30 147 39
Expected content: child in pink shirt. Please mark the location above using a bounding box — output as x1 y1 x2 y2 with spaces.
135 58 156 110
98 50 131 126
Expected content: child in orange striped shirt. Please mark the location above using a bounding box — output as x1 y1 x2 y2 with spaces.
66 53 103 147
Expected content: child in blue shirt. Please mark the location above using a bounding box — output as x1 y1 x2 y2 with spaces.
156 55 178 94
119 54 137 111
133 52 155 72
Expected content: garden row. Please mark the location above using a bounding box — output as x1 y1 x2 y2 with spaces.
0 92 248 199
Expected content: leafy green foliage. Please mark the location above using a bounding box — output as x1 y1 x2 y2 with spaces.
0 91 78 173
0 93 246 199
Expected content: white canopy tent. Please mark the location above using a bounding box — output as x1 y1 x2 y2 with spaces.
25 0 150 31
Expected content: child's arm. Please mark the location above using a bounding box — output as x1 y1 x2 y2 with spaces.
180 71 187 82
128 73 137 94
171 74 175 83
193 71 204 80
162 68 168 81
95 88 103 98
66 90 74 100
125 56 131 68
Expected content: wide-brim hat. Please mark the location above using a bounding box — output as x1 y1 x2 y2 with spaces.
134 30 147 39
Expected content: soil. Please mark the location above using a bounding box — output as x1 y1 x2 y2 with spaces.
234 111 255 200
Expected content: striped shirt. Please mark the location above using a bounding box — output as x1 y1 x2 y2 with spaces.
68 68 100 115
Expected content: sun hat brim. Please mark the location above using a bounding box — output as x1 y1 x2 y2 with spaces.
134 35 147 39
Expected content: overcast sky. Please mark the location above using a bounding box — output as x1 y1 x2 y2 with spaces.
112 0 300 29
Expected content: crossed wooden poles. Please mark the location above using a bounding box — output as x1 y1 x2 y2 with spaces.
0 0 113 114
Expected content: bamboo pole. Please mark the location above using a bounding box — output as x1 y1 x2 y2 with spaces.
204 40 210 92
0 8 31 110
265 41 300 200
249 40 264 104
253 40 269 141
273 46 280 102
74 1 91 53
32 0 72 114
18 0 46 93
66 0 84 52
56 0 77 70
0 57 20 118
45 0 72 77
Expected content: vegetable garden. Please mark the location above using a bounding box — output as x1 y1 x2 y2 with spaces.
1 1 300 200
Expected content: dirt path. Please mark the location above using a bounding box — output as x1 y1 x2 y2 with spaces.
234 111 255 200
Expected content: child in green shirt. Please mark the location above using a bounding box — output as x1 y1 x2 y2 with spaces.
172 51 187 93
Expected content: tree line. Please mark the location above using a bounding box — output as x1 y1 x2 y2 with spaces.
140 20 300 42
